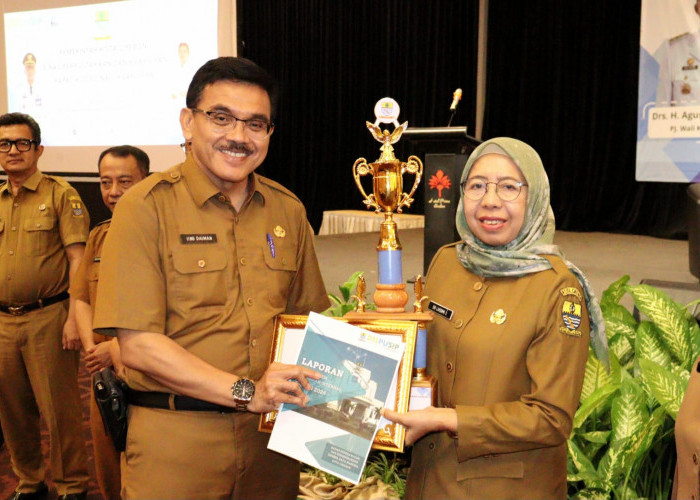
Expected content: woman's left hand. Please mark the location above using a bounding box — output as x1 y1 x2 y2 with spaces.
382 407 458 445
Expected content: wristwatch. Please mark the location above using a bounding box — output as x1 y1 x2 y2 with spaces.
231 378 255 411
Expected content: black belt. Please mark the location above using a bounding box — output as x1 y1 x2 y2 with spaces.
129 390 236 413
0 290 70 316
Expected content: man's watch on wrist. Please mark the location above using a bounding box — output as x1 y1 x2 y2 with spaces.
231 378 255 411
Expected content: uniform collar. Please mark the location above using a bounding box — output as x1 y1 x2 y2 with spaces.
21 170 43 191
182 156 266 208
0 169 43 196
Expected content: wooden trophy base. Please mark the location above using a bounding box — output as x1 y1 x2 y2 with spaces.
373 283 409 313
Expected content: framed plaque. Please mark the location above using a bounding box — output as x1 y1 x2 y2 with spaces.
259 314 417 452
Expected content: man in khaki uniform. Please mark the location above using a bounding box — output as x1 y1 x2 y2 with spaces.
93 57 330 499
0 112 90 500
71 145 149 500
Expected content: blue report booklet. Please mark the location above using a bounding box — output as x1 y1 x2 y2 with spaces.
267 312 405 484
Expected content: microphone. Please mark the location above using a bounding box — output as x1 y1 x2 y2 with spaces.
449 88 462 112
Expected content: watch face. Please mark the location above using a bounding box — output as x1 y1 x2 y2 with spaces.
234 379 255 401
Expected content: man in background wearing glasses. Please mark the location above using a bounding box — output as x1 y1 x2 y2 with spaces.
94 57 329 499
0 112 90 500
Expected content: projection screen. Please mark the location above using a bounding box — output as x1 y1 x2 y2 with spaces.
0 0 236 174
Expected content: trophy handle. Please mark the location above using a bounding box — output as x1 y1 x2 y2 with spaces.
353 158 381 212
396 155 424 212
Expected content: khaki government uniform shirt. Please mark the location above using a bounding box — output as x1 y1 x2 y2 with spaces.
406 244 590 500
0 170 89 304
93 157 330 392
70 220 111 343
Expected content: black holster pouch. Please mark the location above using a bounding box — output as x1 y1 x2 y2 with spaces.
93 367 129 452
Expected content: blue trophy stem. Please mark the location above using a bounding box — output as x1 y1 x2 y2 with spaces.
378 249 403 285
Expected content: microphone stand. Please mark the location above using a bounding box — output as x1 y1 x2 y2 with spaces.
447 108 457 127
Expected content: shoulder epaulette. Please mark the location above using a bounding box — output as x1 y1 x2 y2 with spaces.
670 32 690 43
542 254 570 276
94 218 111 228
44 174 73 189
256 175 301 203
138 168 182 193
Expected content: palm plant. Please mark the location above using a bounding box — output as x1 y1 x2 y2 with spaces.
567 275 700 498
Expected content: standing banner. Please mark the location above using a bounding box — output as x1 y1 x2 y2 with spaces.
638 0 700 181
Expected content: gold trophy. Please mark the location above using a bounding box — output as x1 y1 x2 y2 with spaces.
346 99 436 440
352 98 423 312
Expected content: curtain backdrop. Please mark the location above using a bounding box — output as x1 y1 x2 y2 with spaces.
237 0 480 232
238 0 687 238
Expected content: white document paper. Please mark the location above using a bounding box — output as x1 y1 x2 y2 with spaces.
268 312 405 484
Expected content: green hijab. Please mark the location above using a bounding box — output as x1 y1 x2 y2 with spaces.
455 137 609 368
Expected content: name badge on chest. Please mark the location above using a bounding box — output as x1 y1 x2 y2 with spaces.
428 300 454 320
180 234 218 244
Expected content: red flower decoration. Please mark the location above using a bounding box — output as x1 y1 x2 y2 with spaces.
428 170 452 198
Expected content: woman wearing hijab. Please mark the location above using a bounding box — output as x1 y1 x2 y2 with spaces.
383 137 608 499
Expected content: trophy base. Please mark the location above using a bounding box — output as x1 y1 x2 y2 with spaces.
373 283 409 313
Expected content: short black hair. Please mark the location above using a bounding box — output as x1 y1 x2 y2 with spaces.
0 112 41 143
186 57 279 121
98 145 150 178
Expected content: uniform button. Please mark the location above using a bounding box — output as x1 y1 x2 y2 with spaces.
694 453 698 465
453 319 463 328
217 195 227 203
240 257 247 265
13 203 18 208
428 442 435 450
197 259 206 268
170 172 179 179
246 298 253 306
446 362 454 372
251 339 257 347
8 250 13 256
473 282 483 291
10 226 15 231
234 216 239 223
36 223 41 228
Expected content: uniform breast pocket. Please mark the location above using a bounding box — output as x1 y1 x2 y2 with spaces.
456 454 524 481
23 217 56 256
262 241 297 308
87 261 100 305
171 246 229 309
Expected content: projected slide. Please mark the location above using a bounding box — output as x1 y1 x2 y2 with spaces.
4 0 217 147
637 0 700 181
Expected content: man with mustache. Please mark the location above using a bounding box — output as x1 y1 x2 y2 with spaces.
93 57 330 499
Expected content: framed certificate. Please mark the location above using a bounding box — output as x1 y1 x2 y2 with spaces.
259 314 417 452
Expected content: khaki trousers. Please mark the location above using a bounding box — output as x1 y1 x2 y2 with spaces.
0 301 89 495
90 388 121 500
123 405 300 499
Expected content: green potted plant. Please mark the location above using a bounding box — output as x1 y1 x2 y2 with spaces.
567 275 700 499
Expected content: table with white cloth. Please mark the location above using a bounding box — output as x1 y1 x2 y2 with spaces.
318 210 425 235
